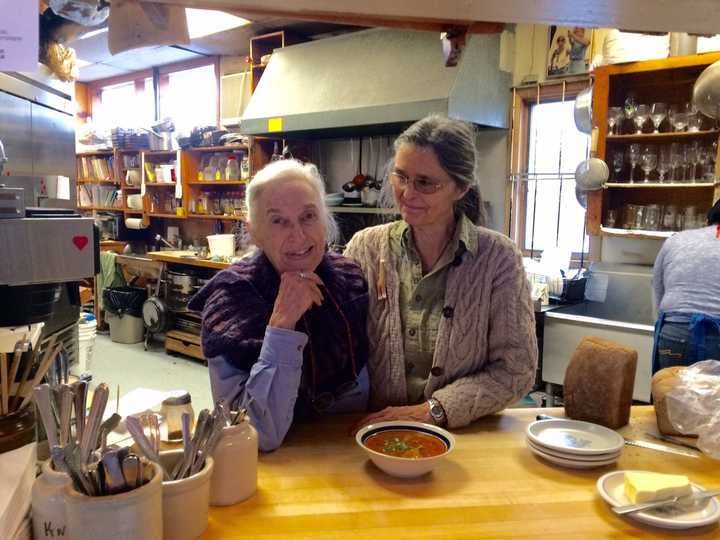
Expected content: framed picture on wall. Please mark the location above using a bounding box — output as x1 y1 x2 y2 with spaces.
547 26 593 77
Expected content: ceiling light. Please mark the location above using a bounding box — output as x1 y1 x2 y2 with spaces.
186 8 250 40
78 27 109 40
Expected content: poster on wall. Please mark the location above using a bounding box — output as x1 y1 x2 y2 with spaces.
547 26 593 78
0 0 38 71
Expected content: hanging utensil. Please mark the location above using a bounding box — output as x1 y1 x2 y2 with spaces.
574 85 593 134
575 158 609 191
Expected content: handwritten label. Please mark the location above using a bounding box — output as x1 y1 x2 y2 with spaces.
0 0 38 71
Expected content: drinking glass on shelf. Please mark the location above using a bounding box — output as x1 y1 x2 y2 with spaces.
672 112 688 132
683 101 698 116
696 144 711 181
608 107 623 135
669 142 683 181
627 144 641 183
657 146 671 183
605 209 617 228
683 206 698 230
688 114 702 132
643 204 662 231
685 143 699 182
650 103 667 133
622 205 637 229
640 145 657 182
634 104 650 134
624 95 638 119
662 205 678 231
612 152 624 181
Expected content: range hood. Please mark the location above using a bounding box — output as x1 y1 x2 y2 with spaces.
240 28 510 138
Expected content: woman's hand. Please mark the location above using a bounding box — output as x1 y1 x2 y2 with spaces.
352 404 433 434
269 271 324 330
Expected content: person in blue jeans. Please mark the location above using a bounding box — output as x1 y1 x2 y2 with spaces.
189 159 369 451
652 198 720 374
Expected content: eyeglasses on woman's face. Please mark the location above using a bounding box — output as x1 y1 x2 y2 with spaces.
389 170 448 195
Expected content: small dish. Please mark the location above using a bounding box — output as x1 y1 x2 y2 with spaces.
528 441 619 469
527 419 624 456
356 421 454 478
526 438 621 462
597 471 720 529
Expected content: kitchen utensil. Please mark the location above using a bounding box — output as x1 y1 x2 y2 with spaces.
0 352 7 415
624 438 700 458
575 158 609 191
645 432 700 451
575 187 587 209
101 450 127 494
573 86 593 134
122 454 141 490
79 383 109 464
34 384 59 448
58 385 74 446
72 380 88 443
168 271 196 295
612 490 720 515
4 342 25 413
17 339 60 410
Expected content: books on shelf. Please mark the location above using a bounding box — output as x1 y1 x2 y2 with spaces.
77 184 121 209
78 155 115 182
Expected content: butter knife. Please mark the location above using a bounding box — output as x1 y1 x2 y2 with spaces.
624 438 700 458
645 432 700 452
613 489 720 515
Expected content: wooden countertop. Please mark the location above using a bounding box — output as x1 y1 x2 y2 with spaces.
203 407 719 539
146 250 231 270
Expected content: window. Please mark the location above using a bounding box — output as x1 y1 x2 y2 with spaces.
508 81 595 261
160 64 218 135
93 78 154 131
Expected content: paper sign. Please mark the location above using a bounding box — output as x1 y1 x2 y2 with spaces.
0 0 38 72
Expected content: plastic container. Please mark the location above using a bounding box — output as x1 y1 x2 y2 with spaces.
106 312 144 344
32 459 70 540
225 155 240 181
159 450 214 540
210 420 258 506
206 234 235 258
64 462 163 540
77 314 97 373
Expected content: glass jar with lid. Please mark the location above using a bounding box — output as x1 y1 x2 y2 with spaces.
160 393 194 442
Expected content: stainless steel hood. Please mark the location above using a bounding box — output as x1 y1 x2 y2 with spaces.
240 28 510 137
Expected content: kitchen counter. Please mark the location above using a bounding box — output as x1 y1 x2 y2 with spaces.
146 250 231 270
203 406 719 539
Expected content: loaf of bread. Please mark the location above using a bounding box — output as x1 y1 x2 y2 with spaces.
563 336 637 429
652 366 693 436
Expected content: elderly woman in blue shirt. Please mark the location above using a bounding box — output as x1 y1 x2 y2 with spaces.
189 159 369 451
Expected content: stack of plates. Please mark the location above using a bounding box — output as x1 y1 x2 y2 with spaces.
526 418 624 469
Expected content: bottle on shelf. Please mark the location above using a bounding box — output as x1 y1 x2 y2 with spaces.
225 155 240 181
270 142 281 162
241 155 250 181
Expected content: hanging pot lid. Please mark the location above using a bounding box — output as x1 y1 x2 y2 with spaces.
692 60 720 119
574 86 593 135
575 158 608 191
575 187 588 209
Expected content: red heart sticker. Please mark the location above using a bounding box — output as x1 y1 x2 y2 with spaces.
72 235 89 251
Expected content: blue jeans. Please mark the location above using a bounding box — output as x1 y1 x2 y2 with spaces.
652 313 720 374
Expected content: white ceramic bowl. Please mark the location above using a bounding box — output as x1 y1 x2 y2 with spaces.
355 421 455 478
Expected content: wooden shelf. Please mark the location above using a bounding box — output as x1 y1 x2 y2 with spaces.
187 181 247 186
79 206 124 212
606 130 720 142
77 150 114 157
328 206 399 215
149 212 185 219
600 226 674 240
605 181 717 188
77 179 120 185
143 150 178 157
186 213 244 221
145 182 177 188
183 144 248 152
124 209 143 215
121 185 141 190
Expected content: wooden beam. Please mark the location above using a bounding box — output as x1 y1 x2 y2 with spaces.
144 0 720 35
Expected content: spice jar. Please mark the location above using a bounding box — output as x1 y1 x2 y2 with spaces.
209 418 258 506
160 393 194 442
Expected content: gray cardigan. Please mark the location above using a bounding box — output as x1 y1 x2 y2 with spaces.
345 221 538 428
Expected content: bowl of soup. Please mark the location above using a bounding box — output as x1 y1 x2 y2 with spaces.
356 421 455 478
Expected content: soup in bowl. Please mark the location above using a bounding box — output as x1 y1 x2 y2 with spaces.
356 421 455 478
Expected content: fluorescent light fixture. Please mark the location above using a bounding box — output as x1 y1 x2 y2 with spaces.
76 59 92 68
78 27 109 40
186 8 250 40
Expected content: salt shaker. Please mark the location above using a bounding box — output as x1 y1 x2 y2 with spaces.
209 418 258 506
32 459 70 539
161 393 194 442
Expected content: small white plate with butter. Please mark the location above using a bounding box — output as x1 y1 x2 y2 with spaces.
597 471 720 529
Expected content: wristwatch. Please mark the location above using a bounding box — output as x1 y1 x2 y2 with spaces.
427 398 447 426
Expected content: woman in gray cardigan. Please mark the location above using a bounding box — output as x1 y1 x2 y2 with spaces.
345 115 538 429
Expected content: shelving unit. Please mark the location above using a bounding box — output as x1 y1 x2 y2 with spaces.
589 52 720 235
249 31 302 92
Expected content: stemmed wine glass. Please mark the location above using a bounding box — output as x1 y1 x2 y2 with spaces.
612 152 624 182
685 143 699 182
650 103 667 133
633 105 650 134
627 144 641 183
608 107 623 135
696 144 711 181
640 145 657 182
657 146 671 183
672 112 688 132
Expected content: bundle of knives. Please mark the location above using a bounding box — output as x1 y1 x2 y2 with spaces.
34 382 153 496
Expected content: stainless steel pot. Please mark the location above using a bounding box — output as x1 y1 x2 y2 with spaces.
574 86 593 135
167 271 196 294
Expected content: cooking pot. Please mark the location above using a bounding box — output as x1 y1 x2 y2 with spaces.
167 271 196 294
574 86 593 135
575 158 609 191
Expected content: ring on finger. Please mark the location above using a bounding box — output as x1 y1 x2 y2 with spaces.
298 271 306 279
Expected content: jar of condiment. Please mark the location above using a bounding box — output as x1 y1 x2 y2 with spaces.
32 459 70 540
160 393 194 442
209 418 257 506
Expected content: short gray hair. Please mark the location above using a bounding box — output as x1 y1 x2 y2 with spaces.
245 159 338 243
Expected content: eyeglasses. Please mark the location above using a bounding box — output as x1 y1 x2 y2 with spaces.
389 171 448 194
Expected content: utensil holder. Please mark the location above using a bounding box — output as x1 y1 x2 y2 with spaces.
159 450 213 540
32 459 70 540
210 420 258 506
64 462 163 540
0 405 36 454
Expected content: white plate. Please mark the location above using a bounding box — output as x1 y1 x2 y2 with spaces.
597 471 720 529
527 438 622 462
526 419 624 456
528 443 619 469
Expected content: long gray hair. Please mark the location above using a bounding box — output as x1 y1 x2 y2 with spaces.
384 115 486 226
245 159 338 245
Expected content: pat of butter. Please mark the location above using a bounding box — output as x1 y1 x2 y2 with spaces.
624 471 692 504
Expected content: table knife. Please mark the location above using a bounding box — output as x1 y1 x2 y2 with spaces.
624 438 700 458
613 489 720 515
645 432 700 452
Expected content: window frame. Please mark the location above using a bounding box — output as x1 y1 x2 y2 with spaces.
507 79 600 264
88 56 221 128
